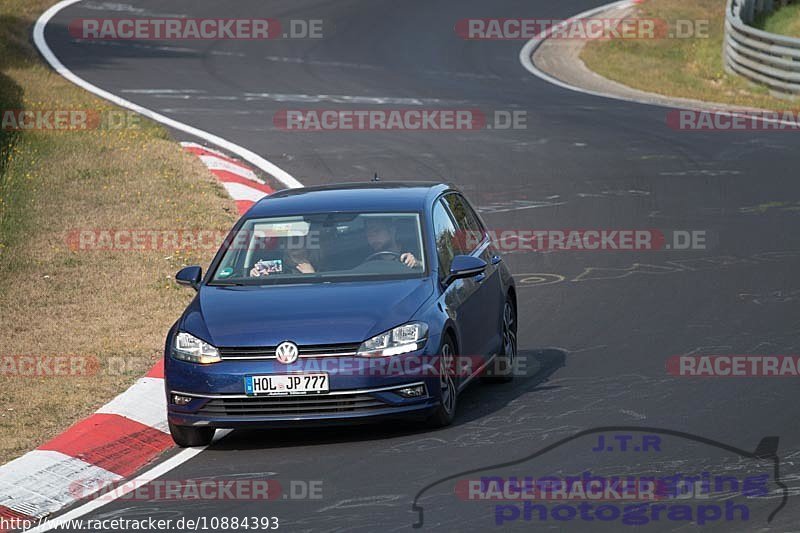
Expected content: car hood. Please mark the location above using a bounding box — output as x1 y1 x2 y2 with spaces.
182 278 435 347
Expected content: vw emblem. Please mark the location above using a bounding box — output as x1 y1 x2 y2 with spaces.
275 341 299 364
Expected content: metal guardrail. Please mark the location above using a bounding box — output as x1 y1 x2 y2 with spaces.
724 0 800 94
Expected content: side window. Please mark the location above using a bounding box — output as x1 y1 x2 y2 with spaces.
432 200 458 279
443 193 485 252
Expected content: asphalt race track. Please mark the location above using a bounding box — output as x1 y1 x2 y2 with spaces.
40 0 800 531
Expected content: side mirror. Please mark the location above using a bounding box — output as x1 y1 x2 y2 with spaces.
444 255 487 286
176 266 202 290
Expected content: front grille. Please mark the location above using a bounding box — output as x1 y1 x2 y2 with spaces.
299 343 360 356
218 343 360 360
196 393 387 417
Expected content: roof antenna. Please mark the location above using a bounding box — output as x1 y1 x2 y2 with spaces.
372 172 380 182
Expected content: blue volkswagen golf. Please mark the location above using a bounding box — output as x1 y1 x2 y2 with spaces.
165 182 517 446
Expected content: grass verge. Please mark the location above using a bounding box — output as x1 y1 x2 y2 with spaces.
0 0 237 464
754 2 800 38
580 0 798 109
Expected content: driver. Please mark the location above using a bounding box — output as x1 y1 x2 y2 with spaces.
365 218 419 268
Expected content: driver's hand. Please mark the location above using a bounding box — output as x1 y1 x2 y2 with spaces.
295 262 315 274
400 252 418 268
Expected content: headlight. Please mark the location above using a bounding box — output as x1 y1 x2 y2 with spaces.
357 322 428 357
173 332 221 364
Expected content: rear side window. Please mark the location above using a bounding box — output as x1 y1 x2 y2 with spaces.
432 200 458 279
443 193 485 252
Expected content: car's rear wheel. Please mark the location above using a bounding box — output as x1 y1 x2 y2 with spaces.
168 421 215 447
484 297 517 383
426 335 457 428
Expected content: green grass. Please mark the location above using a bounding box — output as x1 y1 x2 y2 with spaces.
580 0 798 109
0 0 237 463
754 2 800 38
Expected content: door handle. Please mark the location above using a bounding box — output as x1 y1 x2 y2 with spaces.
491 255 502 265
475 273 486 283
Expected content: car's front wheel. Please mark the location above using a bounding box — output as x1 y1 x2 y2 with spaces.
426 335 458 428
168 421 215 447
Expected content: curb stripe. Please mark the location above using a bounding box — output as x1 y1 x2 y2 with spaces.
181 144 272 214
0 505 34 532
179 141 238 162
145 359 165 379
38 414 173 478
22 436 224 533
198 155 261 182
220 181 270 203
210 171 275 195
0 451 122 518
96 377 169 433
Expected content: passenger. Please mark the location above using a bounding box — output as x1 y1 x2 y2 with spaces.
250 243 317 277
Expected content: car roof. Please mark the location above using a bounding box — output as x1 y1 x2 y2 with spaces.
247 181 453 217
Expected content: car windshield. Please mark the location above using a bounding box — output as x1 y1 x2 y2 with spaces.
209 212 426 285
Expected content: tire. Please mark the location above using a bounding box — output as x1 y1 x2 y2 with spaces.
484 297 517 383
426 335 458 428
168 421 215 447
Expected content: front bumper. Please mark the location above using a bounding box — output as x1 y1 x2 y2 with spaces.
165 350 443 428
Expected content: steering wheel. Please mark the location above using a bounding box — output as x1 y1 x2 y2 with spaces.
363 250 402 263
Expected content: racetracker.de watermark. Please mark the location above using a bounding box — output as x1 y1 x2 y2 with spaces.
67 478 322 502
459 229 708 252
455 18 709 40
68 18 323 40
1 109 141 131
667 355 800 377
218 356 524 379
0 355 155 377
66 229 231 252
457 476 666 502
667 109 800 131
273 109 527 131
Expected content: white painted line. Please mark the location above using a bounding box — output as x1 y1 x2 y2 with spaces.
24 431 231 533
0 451 122 518
96 377 169 434
519 0 637 101
199 154 262 183
518 0 800 128
33 0 303 189
222 182 268 202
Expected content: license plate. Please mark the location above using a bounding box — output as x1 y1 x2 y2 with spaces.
244 374 329 396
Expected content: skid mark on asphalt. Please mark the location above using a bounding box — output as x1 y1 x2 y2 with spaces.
620 409 647 421
141 92 472 106
678 327 800 356
71 38 198 55
474 187 653 214
78 1 186 17
576 188 650 198
515 251 800 287
316 494 403 513
475 199 567 214
740 201 800 214
659 169 742 177
375 375 678 455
